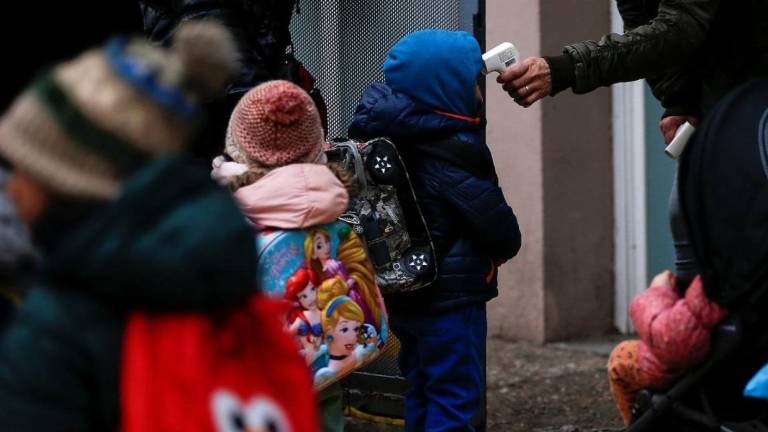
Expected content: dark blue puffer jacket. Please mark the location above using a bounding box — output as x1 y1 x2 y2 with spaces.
349 83 521 313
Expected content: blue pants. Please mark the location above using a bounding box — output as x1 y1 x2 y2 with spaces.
391 304 486 432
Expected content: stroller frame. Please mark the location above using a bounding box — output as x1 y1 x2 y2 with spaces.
629 309 768 432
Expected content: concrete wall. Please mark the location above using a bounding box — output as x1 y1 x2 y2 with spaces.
486 0 615 342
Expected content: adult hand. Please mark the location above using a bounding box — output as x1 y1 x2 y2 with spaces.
660 115 699 144
497 57 552 107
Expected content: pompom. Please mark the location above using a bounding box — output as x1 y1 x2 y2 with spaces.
261 83 310 126
173 21 239 99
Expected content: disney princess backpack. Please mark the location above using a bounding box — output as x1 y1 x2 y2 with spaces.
255 221 388 390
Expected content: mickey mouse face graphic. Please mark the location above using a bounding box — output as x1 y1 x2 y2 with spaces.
212 390 292 432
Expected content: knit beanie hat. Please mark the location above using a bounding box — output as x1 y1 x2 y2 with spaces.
223 80 325 180
0 21 237 200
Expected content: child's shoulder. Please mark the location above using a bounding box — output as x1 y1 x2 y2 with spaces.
358 82 399 105
409 135 497 183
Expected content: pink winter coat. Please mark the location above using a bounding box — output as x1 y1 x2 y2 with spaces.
630 276 728 383
233 164 348 229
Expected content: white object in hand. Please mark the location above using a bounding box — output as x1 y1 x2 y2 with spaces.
211 155 249 186
665 122 696 160
482 42 519 75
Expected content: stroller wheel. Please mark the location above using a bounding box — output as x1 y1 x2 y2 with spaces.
631 390 654 423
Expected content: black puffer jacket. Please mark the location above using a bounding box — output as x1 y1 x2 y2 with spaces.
139 0 296 95
548 0 768 115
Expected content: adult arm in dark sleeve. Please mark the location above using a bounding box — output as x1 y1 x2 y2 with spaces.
646 69 702 117
545 0 720 96
616 0 703 116
616 0 658 29
430 163 521 261
569 0 719 94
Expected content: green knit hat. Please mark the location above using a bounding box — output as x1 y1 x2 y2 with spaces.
0 21 237 199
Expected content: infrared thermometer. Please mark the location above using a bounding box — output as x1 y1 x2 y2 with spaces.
665 122 696 160
482 42 520 75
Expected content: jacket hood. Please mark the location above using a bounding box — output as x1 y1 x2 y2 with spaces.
45 156 256 311
384 30 482 117
348 82 483 143
233 163 348 229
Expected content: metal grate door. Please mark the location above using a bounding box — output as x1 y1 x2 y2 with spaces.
290 1 472 139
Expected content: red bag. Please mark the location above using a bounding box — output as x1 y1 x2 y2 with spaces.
121 294 319 432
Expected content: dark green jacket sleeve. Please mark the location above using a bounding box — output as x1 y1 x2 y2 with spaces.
618 0 702 116
564 0 720 96
0 288 123 431
646 69 701 117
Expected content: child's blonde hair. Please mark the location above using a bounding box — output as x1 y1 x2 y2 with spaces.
321 296 365 334
316 276 349 311
336 230 381 326
302 227 381 326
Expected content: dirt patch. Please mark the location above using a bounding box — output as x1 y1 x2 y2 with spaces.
485 338 623 432
346 337 625 431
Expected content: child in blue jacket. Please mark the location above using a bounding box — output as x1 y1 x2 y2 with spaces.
349 30 521 431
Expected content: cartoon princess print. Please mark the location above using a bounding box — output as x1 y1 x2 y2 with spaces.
313 296 379 385
284 268 322 364
304 227 382 328
304 229 352 286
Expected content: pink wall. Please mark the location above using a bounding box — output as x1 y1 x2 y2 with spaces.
486 0 614 342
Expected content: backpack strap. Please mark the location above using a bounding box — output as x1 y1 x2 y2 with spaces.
327 140 368 193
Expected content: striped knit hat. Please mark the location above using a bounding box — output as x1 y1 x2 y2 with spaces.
0 22 237 200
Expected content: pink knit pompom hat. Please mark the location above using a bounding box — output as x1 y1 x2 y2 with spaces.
225 80 325 174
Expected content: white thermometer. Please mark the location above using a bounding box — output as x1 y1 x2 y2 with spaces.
665 122 696 160
482 42 520 75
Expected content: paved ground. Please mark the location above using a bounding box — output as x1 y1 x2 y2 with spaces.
347 335 627 432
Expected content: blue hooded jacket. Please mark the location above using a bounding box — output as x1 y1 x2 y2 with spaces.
349 30 521 313
384 30 482 117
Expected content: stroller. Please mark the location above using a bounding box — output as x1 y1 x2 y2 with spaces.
628 79 768 431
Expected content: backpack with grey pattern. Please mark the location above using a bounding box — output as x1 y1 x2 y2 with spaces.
326 137 436 294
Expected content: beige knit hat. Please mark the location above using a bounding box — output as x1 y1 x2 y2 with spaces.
224 80 325 180
0 21 237 200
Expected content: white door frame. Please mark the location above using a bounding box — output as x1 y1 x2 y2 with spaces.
611 2 647 333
